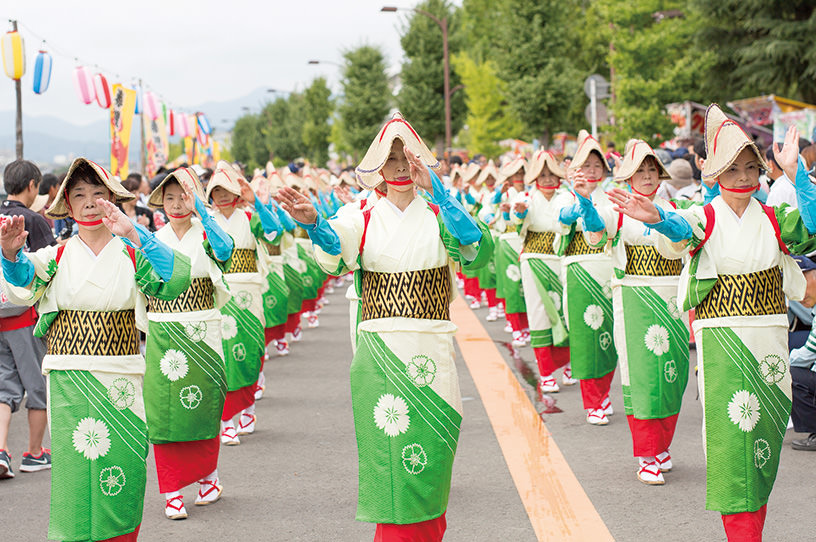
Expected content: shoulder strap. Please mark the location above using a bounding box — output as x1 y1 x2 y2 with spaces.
689 203 715 258
669 200 677 209
126 244 137 270
360 198 367 210
55 244 66 264
359 208 372 255
244 210 253 221
760 203 789 255
617 211 624 233
427 202 440 216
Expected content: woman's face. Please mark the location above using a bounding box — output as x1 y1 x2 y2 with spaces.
509 171 524 189
210 185 236 207
162 182 190 222
580 152 605 182
484 174 497 188
380 140 412 193
67 179 113 228
536 166 561 191
717 148 761 200
630 156 660 197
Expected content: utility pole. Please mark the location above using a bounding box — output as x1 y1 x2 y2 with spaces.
12 20 23 159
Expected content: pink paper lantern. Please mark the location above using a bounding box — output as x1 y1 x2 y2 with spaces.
144 91 160 120
177 113 189 138
93 73 111 109
72 66 95 105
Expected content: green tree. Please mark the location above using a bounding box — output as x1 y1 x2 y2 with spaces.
302 77 333 167
452 53 522 158
337 45 392 162
260 93 305 164
230 114 266 171
458 0 500 62
397 0 465 152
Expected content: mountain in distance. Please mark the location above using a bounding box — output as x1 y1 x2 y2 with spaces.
0 87 273 168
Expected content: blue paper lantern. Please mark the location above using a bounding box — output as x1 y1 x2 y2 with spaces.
32 50 52 94
197 113 211 135
134 91 141 114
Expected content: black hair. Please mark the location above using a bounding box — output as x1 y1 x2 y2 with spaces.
126 172 143 184
764 147 781 170
449 155 463 166
120 177 141 192
3 160 42 195
692 138 707 160
65 162 105 195
39 173 59 195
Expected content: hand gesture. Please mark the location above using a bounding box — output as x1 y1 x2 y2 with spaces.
572 170 593 199
513 201 528 214
253 176 271 205
607 188 660 224
0 215 28 261
773 125 801 181
334 186 353 205
97 199 138 241
405 145 433 193
177 176 198 216
499 202 511 213
278 186 318 224
236 177 256 205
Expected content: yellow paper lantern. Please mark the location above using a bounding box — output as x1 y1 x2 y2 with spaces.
1 31 26 80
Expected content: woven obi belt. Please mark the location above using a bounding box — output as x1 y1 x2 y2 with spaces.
227 249 258 274
294 227 310 239
47 310 139 356
504 223 517 234
624 245 683 276
148 277 215 313
360 265 451 322
696 266 786 320
266 244 282 256
523 231 557 255
565 231 605 256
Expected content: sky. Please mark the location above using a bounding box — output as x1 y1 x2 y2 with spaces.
0 0 443 127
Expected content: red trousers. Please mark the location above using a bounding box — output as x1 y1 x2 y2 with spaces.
534 346 570 377
222 385 255 421
518 312 529 329
284 311 302 334
485 288 498 308
463 277 481 299
579 369 615 410
375 513 446 542
301 298 317 313
626 414 679 457
154 438 220 493
102 524 140 541
721 505 767 542
265 324 285 345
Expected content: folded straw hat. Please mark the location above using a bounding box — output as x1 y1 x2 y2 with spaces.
524 149 566 183
355 112 439 189
29 194 48 214
499 156 526 182
477 160 500 186
570 129 610 174
613 139 671 182
148 166 206 209
47 157 134 219
702 103 768 181
205 160 244 201
460 162 481 183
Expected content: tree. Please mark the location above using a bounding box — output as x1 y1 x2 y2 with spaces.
397 0 465 152
230 114 266 171
452 53 522 158
302 77 333 167
260 94 305 164
337 45 392 162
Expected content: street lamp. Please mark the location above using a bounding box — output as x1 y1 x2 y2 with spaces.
308 59 343 68
381 5 452 155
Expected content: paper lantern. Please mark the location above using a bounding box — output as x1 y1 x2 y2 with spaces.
168 109 175 136
197 114 212 135
144 91 159 120
186 114 197 137
32 49 52 94
1 31 25 80
72 66 95 105
93 73 111 108
134 91 141 114
162 102 168 124
176 113 189 137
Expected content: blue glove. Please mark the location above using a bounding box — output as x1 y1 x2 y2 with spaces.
194 194 234 262
490 187 502 205
515 209 528 219
794 156 816 234
1 249 35 287
128 222 174 281
576 192 605 232
298 214 342 256
644 206 693 243
253 196 282 239
559 203 580 225
428 167 482 245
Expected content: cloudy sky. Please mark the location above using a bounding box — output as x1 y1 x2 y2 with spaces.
0 0 441 126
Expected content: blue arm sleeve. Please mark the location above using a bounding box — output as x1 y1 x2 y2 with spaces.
575 192 605 232
464 192 477 206
702 182 720 204
297 214 342 256
515 210 528 219
490 188 502 205
272 201 297 232
0 250 35 287
330 191 342 212
644 206 694 243
253 196 282 238
794 156 816 234
128 222 174 281
428 168 482 245
194 195 234 261
502 211 511 221
559 203 580 225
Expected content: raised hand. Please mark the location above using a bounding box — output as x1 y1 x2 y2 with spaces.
278 186 318 224
235 177 256 205
334 186 353 205
97 198 138 242
499 202 511 213
607 188 661 224
513 201 528 214
404 145 433 193
572 170 593 199
253 176 271 205
773 125 801 182
177 176 198 216
0 215 29 261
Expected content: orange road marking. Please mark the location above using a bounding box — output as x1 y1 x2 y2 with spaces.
452 296 614 541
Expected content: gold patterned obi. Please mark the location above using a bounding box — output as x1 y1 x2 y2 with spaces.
696 266 786 320
47 310 139 356
624 245 683 276
504 223 517 234
148 277 215 313
565 231 605 256
295 227 310 239
266 244 281 256
523 231 557 255
360 265 451 321
227 248 257 274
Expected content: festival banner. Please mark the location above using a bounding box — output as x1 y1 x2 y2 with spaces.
109 84 137 177
145 111 169 178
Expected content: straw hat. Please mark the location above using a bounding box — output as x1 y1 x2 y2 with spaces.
570 129 610 174
449 164 461 183
205 160 243 201
702 103 768 181
47 157 135 219
460 162 481 183
613 139 671 182
355 112 439 189
524 149 566 183
477 160 500 186
499 156 526 182
29 194 48 214
338 170 359 188
284 172 306 190
147 166 207 209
